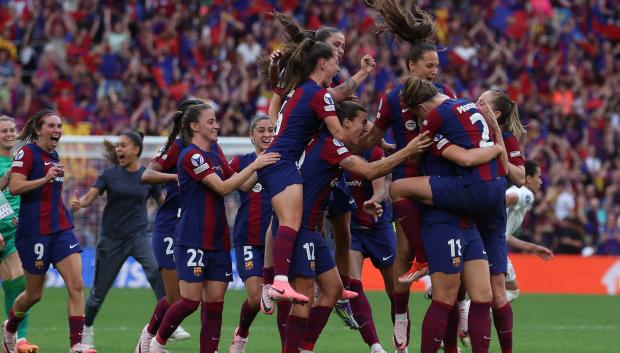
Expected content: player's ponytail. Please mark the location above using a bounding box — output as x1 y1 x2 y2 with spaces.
488 89 526 139
402 77 439 110
162 99 204 155
281 38 335 97
17 109 58 142
180 104 213 145
103 140 119 164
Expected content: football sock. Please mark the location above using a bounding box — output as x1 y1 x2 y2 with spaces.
393 199 426 263
200 301 224 353
3 276 29 339
68 316 85 347
340 275 351 290
469 301 492 353
277 301 292 348
237 299 259 338
393 291 410 315
272 226 298 277
349 279 379 346
443 304 460 353
492 303 513 353
156 297 199 345
421 300 452 353
263 266 275 285
284 315 308 353
301 306 332 351
6 308 25 333
147 297 170 335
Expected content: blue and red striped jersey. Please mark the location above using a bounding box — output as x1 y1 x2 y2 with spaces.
230 153 272 247
175 143 234 250
421 136 475 228
151 139 225 234
422 98 507 184
267 79 336 162
374 82 455 181
299 131 353 231
10 143 73 236
503 131 525 167
345 146 393 229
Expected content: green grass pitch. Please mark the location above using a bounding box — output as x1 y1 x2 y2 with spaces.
4 288 619 352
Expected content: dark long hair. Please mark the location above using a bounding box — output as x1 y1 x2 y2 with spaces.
402 77 439 109
366 0 437 64
280 38 335 96
103 130 144 165
180 104 213 144
17 109 58 142
161 98 204 155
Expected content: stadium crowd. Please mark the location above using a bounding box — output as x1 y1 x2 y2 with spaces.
0 0 618 257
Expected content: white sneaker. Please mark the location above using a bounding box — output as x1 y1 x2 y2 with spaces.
2 320 17 353
392 314 408 350
135 324 154 353
148 339 169 353
69 343 97 353
457 300 470 347
169 325 190 341
370 343 387 353
229 327 248 353
394 347 408 353
260 284 274 315
81 326 94 348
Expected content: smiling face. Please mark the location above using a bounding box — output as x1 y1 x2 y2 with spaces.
409 50 439 81
115 135 141 167
35 114 63 152
0 120 16 152
191 108 219 144
250 119 274 153
320 49 340 86
343 109 369 146
325 31 346 60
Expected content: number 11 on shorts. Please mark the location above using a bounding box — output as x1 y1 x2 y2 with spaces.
448 238 462 257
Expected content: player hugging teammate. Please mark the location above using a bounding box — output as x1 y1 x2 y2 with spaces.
0 2 555 353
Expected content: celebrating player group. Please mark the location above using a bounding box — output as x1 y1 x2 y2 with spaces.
0 1 553 353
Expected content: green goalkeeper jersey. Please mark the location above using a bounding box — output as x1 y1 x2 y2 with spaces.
0 154 19 232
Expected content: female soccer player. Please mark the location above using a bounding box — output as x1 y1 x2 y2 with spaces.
359 1 457 350
0 115 38 353
2 110 96 353
134 99 205 353
148 104 279 353
256 38 351 302
71 130 165 348
283 100 431 353
228 115 275 353
345 142 395 353
259 13 377 325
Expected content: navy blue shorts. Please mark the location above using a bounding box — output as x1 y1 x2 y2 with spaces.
350 225 396 269
234 245 265 281
430 176 506 214
478 214 508 274
421 222 487 275
289 229 335 279
152 230 176 270
174 245 232 283
16 229 83 275
326 176 356 219
257 160 304 199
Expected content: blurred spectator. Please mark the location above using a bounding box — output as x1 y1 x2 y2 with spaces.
556 217 586 255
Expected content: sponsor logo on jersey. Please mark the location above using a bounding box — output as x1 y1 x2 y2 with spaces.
333 139 344 147
11 161 23 168
509 151 521 158
15 149 24 161
525 194 532 205
252 183 263 193
405 120 417 131
436 138 449 150
336 147 349 155
323 93 335 111
346 180 362 187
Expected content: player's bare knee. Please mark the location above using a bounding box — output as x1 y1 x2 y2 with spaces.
470 286 492 303
24 290 43 304
66 278 84 296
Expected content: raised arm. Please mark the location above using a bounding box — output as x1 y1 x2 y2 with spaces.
327 55 376 102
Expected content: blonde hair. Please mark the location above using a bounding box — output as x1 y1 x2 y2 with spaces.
487 89 526 139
